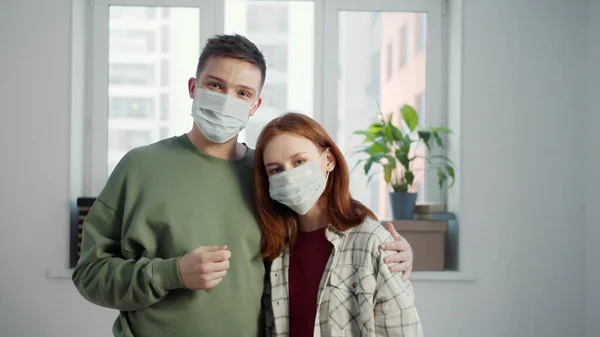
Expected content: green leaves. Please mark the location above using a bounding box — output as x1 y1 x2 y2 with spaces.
353 130 376 142
400 105 419 132
368 142 389 154
417 130 432 150
383 165 392 184
352 104 456 193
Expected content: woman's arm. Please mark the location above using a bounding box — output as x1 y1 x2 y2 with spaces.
373 243 424 336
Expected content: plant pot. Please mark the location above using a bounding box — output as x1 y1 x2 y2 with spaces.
389 192 418 220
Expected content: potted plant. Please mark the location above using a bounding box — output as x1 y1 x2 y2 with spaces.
353 104 455 220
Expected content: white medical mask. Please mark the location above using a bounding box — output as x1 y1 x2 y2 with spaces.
268 150 329 215
191 89 253 143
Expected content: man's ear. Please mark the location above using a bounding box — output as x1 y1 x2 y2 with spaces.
249 97 262 117
188 77 197 98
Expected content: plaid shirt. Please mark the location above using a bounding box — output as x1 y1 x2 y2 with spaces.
263 218 424 337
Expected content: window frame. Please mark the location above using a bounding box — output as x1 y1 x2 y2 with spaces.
321 0 447 204
399 23 408 68
85 0 446 204
88 0 220 195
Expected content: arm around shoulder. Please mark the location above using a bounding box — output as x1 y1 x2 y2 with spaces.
373 233 424 336
72 197 185 311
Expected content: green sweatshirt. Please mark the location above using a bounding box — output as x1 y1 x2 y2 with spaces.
72 135 265 337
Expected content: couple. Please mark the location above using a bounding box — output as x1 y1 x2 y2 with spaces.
72 34 423 337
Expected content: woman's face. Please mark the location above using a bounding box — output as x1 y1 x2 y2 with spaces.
263 133 333 177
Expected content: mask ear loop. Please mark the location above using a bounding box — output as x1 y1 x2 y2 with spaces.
319 148 331 181
317 148 329 164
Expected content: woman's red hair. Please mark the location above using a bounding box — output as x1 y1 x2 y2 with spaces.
254 113 377 260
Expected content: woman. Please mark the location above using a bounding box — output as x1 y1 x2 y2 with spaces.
254 113 424 337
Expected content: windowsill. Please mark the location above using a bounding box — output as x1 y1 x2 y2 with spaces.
410 271 475 282
46 268 475 282
45 268 73 279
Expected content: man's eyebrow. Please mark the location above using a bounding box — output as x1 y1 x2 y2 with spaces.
205 75 224 82
237 84 257 95
205 75 257 95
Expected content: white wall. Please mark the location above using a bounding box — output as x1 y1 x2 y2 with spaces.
413 0 587 336
0 0 592 337
585 1 600 337
0 0 117 336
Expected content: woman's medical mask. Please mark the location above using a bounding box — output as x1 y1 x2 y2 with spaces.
268 150 329 215
191 89 253 143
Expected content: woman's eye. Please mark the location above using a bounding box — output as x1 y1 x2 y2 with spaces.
294 159 305 166
269 168 282 174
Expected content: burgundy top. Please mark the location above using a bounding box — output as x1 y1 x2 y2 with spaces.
288 227 333 337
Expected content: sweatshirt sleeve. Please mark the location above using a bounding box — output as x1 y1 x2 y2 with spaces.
373 236 424 337
72 197 185 311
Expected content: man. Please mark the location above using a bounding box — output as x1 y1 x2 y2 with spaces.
72 34 413 337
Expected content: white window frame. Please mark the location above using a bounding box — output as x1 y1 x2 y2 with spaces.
321 0 447 204
85 0 447 203
88 0 221 195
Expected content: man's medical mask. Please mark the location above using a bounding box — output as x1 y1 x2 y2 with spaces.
268 150 329 215
191 89 254 143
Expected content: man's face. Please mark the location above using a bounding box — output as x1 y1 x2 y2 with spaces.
188 56 263 116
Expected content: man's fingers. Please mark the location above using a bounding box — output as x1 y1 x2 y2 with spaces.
200 259 230 274
402 268 412 281
389 261 411 274
197 249 231 263
203 270 227 282
204 277 224 290
384 222 399 238
383 251 412 264
194 245 228 253
380 237 409 251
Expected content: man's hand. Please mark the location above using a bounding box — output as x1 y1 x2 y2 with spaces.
380 222 413 281
178 245 231 290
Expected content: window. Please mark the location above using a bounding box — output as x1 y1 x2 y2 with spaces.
415 91 426 123
109 30 156 53
109 64 155 86
328 3 441 217
261 83 288 108
260 45 288 73
160 59 169 86
109 97 155 118
161 7 170 19
160 93 169 121
161 25 170 53
246 4 289 33
399 24 408 68
225 0 314 148
160 127 170 139
110 6 158 19
85 0 444 202
410 92 426 163
146 7 157 19
386 42 393 81
88 5 202 183
367 50 381 100
415 13 426 53
109 130 155 153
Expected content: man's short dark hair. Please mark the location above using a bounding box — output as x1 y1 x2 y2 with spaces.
196 34 267 87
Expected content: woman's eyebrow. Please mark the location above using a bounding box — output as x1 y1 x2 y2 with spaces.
264 152 308 167
289 151 308 159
